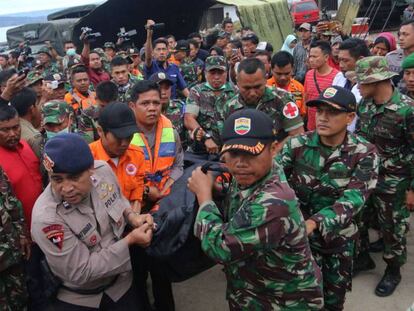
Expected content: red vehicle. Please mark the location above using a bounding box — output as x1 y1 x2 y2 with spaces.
289 0 320 26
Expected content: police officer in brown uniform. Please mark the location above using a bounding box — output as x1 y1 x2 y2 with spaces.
31 133 153 310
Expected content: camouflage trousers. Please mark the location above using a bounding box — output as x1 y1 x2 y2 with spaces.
227 289 323 311
311 241 354 311
0 264 28 311
359 181 410 267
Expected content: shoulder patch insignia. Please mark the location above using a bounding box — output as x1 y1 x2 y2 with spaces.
283 102 299 119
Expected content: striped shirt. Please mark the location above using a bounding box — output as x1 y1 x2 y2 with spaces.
304 68 339 130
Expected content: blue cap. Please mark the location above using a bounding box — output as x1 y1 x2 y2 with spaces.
43 133 94 174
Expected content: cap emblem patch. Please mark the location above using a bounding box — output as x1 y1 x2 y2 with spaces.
323 87 338 99
234 117 251 135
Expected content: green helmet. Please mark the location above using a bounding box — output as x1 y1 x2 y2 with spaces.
41 101 71 125
354 56 399 84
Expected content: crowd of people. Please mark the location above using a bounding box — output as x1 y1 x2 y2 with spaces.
1 15 414 311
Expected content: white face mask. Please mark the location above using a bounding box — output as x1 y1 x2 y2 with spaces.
66 48 76 57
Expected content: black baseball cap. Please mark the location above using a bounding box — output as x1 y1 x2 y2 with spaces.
306 86 357 112
98 102 139 138
149 72 173 85
241 34 259 45
221 109 276 156
175 40 189 52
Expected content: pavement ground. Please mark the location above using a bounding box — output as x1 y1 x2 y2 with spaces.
172 216 414 311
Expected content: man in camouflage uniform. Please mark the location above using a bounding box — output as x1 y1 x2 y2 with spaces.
174 40 202 92
353 56 414 297
224 58 304 146
41 100 99 143
37 47 61 78
184 56 237 154
0 166 29 311
111 56 139 103
277 86 379 310
149 72 187 148
188 109 324 310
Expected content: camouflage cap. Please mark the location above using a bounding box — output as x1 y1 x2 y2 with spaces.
26 70 43 86
104 42 116 49
38 46 52 57
41 100 71 125
352 56 399 85
205 56 227 71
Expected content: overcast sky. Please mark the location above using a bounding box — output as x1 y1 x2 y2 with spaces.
0 0 103 15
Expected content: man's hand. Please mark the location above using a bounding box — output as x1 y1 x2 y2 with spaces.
125 223 153 247
146 19 155 31
205 138 219 154
1 74 26 101
406 190 414 211
305 219 318 236
20 235 31 260
128 213 154 229
187 167 214 204
147 186 164 202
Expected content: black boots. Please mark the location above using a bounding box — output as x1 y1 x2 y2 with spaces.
353 252 376 276
369 238 384 253
375 265 401 297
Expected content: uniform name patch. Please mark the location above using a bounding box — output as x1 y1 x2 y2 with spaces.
234 117 251 135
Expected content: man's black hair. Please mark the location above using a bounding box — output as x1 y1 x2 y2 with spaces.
400 19 414 28
188 39 200 50
230 40 242 49
130 80 160 103
222 20 233 28
110 56 129 69
310 40 332 55
271 51 294 68
9 51 20 59
64 40 75 46
153 38 169 49
209 46 224 56
0 69 17 85
241 26 253 32
96 81 119 103
0 54 9 60
241 35 259 45
339 38 371 59
255 51 271 63
237 58 265 75
165 35 176 41
188 32 202 40
10 87 37 117
70 65 88 78
0 104 18 122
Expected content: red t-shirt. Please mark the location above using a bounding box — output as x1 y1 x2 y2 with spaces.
81 55 111 88
304 68 339 130
0 140 43 229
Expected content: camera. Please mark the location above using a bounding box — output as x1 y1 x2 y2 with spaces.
18 67 30 77
117 27 137 41
80 27 102 41
145 23 165 31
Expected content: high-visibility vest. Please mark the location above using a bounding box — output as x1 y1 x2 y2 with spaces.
131 115 176 192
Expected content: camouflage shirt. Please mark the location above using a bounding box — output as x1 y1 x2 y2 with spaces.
73 105 100 143
164 99 186 146
356 88 414 192
224 87 303 140
179 58 202 89
194 163 324 310
41 61 61 78
114 75 139 103
186 82 237 149
0 166 27 271
277 132 379 251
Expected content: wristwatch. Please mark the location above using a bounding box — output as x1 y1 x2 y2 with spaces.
202 133 212 143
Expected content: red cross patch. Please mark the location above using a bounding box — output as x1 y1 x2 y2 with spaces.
283 102 299 119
